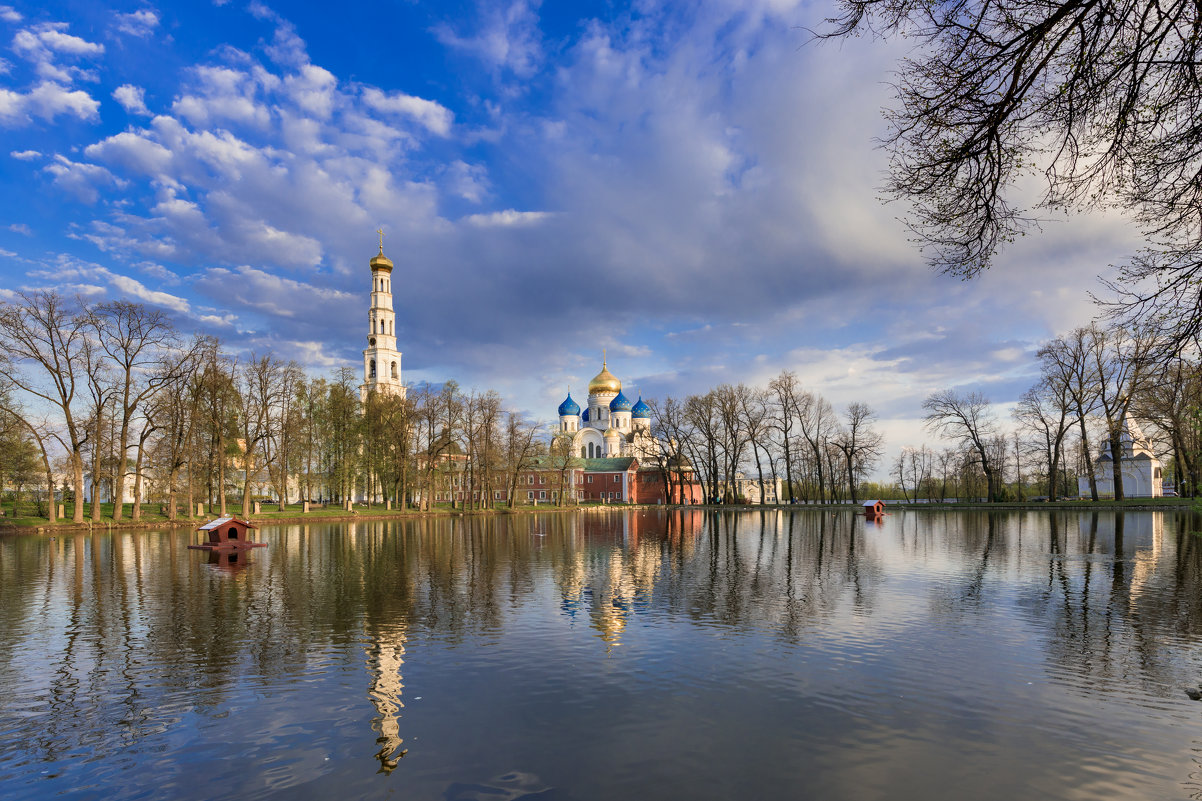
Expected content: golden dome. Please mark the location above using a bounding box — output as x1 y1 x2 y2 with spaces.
588 358 621 395
370 249 394 273
604 426 620 439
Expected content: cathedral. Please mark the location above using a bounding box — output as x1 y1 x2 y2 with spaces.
556 357 659 460
360 232 406 402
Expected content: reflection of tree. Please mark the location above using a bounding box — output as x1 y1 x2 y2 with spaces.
7 507 1202 789
1025 510 1202 702
643 509 883 641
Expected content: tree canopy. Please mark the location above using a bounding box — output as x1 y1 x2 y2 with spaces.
823 0 1202 346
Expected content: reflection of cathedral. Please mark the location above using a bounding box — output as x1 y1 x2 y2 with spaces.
1077 416 1164 498
365 624 408 772
556 356 659 460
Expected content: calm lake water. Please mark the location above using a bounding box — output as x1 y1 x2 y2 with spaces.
2 509 1202 800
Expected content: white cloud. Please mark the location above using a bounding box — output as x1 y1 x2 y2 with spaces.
43 155 120 203
112 84 150 115
13 24 103 58
7 223 31 235
193 265 354 321
464 209 550 227
433 0 543 78
107 271 190 313
446 160 489 203
10 149 41 160
85 131 173 175
114 10 159 38
0 81 100 125
0 6 22 23
361 87 453 136
171 65 273 128
33 27 104 56
283 64 336 119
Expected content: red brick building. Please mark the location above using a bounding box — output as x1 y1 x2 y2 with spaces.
428 456 701 506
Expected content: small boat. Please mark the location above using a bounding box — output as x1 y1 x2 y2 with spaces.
188 516 268 551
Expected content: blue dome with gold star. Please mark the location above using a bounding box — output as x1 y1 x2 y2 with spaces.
609 391 632 412
558 392 580 417
631 396 651 419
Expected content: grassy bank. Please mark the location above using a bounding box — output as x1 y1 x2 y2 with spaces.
2 496 1196 535
0 498 627 534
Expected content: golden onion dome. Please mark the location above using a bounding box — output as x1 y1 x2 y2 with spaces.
370 249 394 273
604 426 620 439
588 359 622 395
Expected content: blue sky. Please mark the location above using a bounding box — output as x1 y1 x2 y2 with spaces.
0 0 1142 461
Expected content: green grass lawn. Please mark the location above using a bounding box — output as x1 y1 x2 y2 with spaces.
0 498 618 529
2 495 1192 531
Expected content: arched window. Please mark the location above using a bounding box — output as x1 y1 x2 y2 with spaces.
580 446 586 459
370 359 376 378
391 361 398 379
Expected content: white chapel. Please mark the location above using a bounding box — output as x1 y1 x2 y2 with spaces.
1077 415 1164 498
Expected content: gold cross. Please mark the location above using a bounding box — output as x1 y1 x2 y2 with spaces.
376 227 384 253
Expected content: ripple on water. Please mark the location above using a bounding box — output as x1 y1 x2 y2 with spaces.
1 511 1201 801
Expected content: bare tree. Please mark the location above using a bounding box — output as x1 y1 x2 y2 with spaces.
923 389 1000 502
413 381 459 511
80 332 115 522
261 362 304 511
237 353 283 516
502 411 541 508
714 384 750 502
546 431 579 506
1135 350 1201 496
1038 328 1102 500
739 386 773 504
822 0 1202 347
0 292 93 523
832 402 883 504
1088 325 1155 500
92 301 179 521
1013 379 1073 500
768 371 802 503
156 340 210 521
797 390 838 502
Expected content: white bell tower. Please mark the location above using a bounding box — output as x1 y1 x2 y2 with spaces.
360 229 406 402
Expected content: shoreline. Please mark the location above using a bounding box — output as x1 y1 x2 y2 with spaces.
1 498 1196 536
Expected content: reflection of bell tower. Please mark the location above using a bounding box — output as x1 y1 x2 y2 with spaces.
365 623 408 772
360 229 406 403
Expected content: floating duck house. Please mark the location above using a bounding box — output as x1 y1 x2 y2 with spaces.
188 516 267 551
862 500 885 517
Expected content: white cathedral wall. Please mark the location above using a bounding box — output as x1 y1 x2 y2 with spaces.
1077 461 1163 498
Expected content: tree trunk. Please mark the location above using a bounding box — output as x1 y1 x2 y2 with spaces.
1109 428 1126 500
217 429 227 516
131 439 146 521
71 451 85 523
167 465 179 521
113 414 131 522
1079 417 1098 501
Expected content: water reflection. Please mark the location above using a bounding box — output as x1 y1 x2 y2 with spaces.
1 510 1201 800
